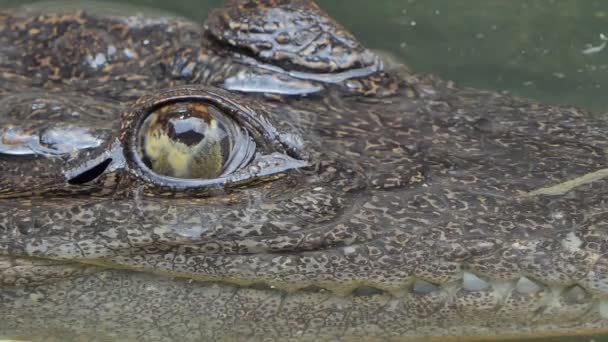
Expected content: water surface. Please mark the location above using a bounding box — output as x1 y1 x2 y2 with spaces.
3 0 607 113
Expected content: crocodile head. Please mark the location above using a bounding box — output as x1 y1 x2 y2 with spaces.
1 1 608 341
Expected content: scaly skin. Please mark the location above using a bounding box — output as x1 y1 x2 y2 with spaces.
1 1 608 341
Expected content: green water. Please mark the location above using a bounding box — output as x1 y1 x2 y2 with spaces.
2 0 608 113
0 1 607 341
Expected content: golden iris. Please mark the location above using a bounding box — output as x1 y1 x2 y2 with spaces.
138 102 234 179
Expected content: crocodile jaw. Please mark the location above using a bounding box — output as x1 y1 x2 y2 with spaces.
2 256 608 341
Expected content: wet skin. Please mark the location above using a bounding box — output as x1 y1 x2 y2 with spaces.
1 0 608 341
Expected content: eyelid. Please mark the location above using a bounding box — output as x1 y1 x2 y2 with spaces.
121 86 308 190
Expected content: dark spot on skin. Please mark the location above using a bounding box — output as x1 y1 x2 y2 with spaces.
473 118 496 133
17 222 31 235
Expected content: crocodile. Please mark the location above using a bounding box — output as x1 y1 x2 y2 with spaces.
1 0 608 341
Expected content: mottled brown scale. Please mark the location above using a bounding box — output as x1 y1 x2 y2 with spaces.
1 1 608 342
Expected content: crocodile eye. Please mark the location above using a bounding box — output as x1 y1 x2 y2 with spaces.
124 86 307 190
138 102 247 179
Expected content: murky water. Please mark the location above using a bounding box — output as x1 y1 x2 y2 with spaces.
0 1 607 341
323 0 608 114
2 0 607 113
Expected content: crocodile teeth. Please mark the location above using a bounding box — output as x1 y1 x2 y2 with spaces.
515 276 543 295
411 280 440 295
463 272 490 292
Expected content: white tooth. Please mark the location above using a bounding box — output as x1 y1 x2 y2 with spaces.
463 272 490 292
515 277 542 295
600 300 608 319
412 280 440 295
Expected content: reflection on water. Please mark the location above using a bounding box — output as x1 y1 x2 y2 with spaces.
0 1 607 342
